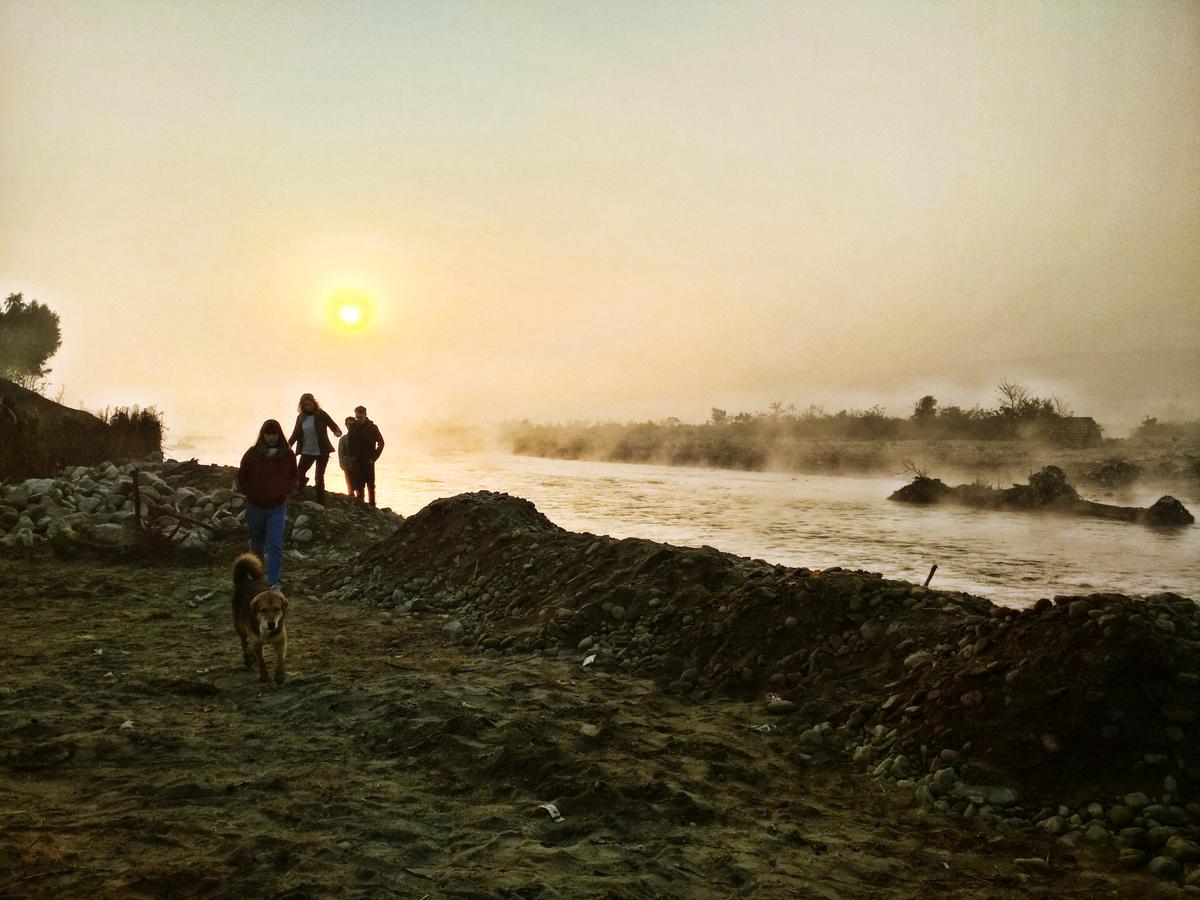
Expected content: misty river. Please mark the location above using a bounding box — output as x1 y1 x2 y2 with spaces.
181 441 1198 607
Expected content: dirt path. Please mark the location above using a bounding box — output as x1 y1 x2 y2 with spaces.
0 557 1162 898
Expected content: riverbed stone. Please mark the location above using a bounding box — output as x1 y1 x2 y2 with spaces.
1148 856 1181 880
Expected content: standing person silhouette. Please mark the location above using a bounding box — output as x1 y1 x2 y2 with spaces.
288 393 342 505
337 416 357 495
235 419 297 589
348 405 385 506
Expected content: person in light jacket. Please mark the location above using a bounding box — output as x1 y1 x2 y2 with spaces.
337 416 357 495
287 392 342 504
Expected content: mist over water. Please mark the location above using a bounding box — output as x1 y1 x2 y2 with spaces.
181 437 1198 607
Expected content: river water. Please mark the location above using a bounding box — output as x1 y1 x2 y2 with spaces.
177 439 1198 607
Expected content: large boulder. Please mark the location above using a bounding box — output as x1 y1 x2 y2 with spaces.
1143 496 1195 526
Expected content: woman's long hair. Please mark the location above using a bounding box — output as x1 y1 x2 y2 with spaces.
297 393 321 414
255 419 288 455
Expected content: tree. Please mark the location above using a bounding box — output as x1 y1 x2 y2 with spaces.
996 380 1033 418
710 408 728 426
912 395 938 422
0 293 62 391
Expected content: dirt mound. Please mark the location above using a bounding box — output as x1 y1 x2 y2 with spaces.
323 490 1200 865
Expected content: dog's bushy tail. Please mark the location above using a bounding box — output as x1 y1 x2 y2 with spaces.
232 552 264 584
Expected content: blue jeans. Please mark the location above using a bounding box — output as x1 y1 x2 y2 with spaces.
245 503 286 586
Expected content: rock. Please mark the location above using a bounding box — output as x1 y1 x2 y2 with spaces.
960 690 983 708
1147 855 1181 880
293 529 314 544
577 636 595 651
797 728 823 747
1038 816 1069 836
1145 805 1189 827
442 620 464 638
1165 836 1200 862
859 620 885 643
1068 600 1090 619
91 523 128 546
294 514 311 528
1083 822 1111 842
904 651 932 669
1040 733 1062 754
1125 792 1151 811
766 698 797 715
181 529 208 549
1144 496 1194 526
21 478 57 497
1109 805 1135 827
1119 848 1145 869
988 787 1018 808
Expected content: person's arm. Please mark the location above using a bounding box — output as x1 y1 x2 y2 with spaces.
373 426 385 461
285 448 299 491
287 415 301 447
236 449 253 493
324 410 343 438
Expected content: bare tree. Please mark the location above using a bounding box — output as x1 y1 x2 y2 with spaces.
996 380 1033 417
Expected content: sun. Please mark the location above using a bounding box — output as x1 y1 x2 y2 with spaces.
323 286 376 334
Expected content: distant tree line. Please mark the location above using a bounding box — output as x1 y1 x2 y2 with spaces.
505 382 1094 472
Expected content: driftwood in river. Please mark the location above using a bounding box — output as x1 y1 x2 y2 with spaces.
889 465 1194 526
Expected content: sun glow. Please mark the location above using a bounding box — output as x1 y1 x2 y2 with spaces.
322 286 376 334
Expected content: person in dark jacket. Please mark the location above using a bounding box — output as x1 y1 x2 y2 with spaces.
288 393 343 504
348 405 385 506
236 419 298 588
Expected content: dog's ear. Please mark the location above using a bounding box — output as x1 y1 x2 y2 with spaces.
280 595 289 612
250 595 263 615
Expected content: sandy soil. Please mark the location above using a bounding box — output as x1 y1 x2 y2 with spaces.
0 554 1174 899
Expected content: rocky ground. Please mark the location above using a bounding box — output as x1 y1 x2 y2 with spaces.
1 467 1197 897
0 456 399 555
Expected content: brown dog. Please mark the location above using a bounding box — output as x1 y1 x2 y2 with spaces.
231 553 289 684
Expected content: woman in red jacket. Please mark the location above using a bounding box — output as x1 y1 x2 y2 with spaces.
236 419 298 588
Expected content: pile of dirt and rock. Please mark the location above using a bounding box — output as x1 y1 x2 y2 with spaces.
0 456 401 556
0 378 163 481
891 465 1194 526
320 490 1200 884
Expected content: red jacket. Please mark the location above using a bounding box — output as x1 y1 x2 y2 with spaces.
237 446 298 508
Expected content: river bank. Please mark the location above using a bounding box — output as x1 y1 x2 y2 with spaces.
508 431 1200 499
2 461 1198 895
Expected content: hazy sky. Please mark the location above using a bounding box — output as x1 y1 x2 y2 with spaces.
2 0 1198 439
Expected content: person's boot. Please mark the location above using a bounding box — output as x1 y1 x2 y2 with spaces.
316 487 325 505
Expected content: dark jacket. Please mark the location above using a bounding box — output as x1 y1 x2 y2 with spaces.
348 418 385 462
288 410 342 457
237 444 298 508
